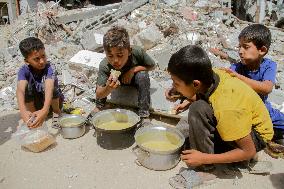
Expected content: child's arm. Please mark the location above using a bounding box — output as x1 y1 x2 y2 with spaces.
30 78 54 128
174 96 196 114
16 80 33 123
181 134 256 166
223 68 273 96
209 48 238 64
96 75 120 99
121 66 149 84
121 48 156 84
234 73 273 95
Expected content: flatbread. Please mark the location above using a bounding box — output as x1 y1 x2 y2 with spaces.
110 69 121 79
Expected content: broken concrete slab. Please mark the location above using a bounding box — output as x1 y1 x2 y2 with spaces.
82 0 149 32
133 24 163 50
69 50 106 69
117 0 149 18
54 3 122 24
81 30 104 51
147 43 172 70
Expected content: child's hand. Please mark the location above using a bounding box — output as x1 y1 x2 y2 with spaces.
165 88 181 102
174 100 191 113
181 150 206 167
220 67 239 78
22 111 33 125
29 109 48 128
106 75 120 90
121 69 134 84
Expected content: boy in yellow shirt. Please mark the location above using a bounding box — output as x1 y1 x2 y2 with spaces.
167 45 273 188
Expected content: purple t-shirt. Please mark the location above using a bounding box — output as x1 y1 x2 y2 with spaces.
17 62 59 93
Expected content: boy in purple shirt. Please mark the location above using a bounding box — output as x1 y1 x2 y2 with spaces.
224 24 284 144
16 37 63 128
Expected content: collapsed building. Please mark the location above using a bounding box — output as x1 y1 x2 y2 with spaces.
0 0 284 115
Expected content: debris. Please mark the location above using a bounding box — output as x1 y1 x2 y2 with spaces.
163 23 179 38
133 24 163 50
69 50 106 69
0 0 283 116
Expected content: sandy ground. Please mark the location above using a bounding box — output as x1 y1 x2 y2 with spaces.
0 110 284 189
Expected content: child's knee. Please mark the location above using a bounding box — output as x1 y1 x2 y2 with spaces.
135 71 149 82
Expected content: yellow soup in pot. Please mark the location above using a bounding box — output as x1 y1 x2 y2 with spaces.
141 141 178 151
61 119 84 127
137 132 181 152
97 120 132 130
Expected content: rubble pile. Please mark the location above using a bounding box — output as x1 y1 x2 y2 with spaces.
0 0 284 113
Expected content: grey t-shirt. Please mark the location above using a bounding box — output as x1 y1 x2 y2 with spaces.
96 46 155 86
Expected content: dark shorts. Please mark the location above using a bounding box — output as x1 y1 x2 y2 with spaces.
24 85 63 111
214 129 266 153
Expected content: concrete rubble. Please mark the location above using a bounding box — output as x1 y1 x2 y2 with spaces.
0 0 284 115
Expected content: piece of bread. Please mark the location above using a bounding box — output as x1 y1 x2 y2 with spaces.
23 131 55 153
168 109 177 115
110 69 121 79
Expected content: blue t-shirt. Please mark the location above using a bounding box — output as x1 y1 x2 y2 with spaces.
230 58 284 129
17 62 59 93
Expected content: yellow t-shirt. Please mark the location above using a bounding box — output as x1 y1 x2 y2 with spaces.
209 69 273 142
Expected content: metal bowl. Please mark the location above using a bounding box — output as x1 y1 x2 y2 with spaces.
90 109 140 149
59 114 86 128
91 109 140 133
58 114 86 139
134 124 185 154
133 124 185 170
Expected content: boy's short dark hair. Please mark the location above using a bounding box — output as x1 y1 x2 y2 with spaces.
168 45 213 86
238 24 271 50
19 37 45 59
103 26 130 52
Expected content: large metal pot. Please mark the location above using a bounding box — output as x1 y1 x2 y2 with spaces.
58 114 86 139
133 124 185 171
90 109 140 150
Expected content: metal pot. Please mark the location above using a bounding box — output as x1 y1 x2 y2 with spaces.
90 109 140 150
58 114 86 139
133 124 185 171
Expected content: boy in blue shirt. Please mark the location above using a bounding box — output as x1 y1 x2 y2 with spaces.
16 37 63 128
224 24 284 144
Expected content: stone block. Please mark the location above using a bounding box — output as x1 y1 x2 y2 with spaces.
133 24 163 50
69 50 106 69
80 30 104 51
147 43 172 70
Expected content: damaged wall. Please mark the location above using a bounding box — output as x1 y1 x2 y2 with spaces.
232 0 284 27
